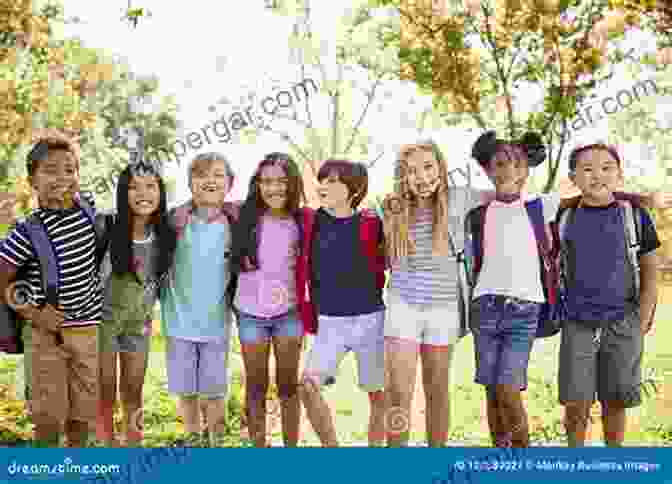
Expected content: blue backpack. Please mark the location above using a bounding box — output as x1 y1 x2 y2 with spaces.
0 196 111 354
463 197 568 338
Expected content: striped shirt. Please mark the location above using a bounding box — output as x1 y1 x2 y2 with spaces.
0 193 103 327
388 187 485 307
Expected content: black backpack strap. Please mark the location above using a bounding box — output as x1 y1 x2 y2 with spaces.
466 204 488 283
95 213 115 269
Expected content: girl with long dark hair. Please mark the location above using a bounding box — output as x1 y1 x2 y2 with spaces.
230 153 306 447
97 162 177 446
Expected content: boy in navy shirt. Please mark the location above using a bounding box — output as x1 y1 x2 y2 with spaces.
558 143 659 447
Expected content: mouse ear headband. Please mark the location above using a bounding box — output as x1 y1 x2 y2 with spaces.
128 157 163 178
471 130 546 168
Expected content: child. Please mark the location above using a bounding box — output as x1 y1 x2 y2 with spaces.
230 153 305 447
558 144 659 447
0 135 102 447
96 162 177 446
298 159 386 447
466 131 664 448
383 140 498 447
161 152 239 447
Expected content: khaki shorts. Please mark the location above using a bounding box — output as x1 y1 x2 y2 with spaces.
31 324 99 425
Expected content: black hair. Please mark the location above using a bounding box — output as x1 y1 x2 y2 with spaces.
110 165 177 284
471 130 546 168
230 153 304 274
568 143 621 172
26 139 78 177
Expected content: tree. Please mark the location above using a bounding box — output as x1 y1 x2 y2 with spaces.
372 0 669 192
0 1 179 211
76 60 180 209
606 62 672 278
0 1 100 182
220 0 405 205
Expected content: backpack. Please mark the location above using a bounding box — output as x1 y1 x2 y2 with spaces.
464 197 568 338
556 199 653 326
445 188 476 339
0 197 110 354
297 208 385 334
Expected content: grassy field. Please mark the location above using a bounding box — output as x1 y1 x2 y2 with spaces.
1 286 671 446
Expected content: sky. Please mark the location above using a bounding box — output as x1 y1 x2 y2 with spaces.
57 0 671 204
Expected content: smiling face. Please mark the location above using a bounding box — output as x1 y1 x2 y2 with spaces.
404 149 441 200
317 170 352 211
190 158 232 208
30 148 79 210
487 145 529 195
128 174 160 217
258 164 289 212
570 148 622 204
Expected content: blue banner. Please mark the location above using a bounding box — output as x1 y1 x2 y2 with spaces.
0 448 666 484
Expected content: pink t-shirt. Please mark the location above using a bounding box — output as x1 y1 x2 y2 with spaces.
233 215 299 317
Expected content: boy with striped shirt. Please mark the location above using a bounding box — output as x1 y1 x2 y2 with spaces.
0 136 103 447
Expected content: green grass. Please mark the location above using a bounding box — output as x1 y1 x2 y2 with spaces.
2 291 672 446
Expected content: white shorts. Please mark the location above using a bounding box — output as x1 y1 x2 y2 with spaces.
384 291 461 346
303 310 384 392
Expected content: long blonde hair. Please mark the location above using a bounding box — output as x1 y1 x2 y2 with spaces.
384 140 451 260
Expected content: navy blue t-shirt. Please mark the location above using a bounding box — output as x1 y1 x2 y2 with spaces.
563 202 660 325
310 208 384 317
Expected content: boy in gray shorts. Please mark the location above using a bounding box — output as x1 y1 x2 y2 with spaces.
558 144 660 447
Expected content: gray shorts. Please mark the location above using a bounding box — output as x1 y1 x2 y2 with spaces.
558 309 643 407
166 336 231 399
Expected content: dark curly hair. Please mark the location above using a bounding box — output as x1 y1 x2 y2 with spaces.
471 130 546 169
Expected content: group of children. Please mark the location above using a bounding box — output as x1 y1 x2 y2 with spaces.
0 129 664 448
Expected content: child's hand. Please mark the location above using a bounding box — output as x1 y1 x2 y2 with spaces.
0 193 17 226
32 304 65 333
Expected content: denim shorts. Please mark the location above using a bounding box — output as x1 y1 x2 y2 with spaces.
470 295 541 390
236 309 302 345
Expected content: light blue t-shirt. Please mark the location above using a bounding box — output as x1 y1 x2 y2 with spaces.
161 217 232 342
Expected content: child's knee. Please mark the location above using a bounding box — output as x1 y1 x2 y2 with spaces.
564 402 592 429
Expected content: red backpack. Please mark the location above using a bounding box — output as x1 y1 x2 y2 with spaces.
296 208 385 334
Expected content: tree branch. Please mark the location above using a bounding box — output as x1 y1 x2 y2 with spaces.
262 124 315 172
367 150 385 168
344 77 382 155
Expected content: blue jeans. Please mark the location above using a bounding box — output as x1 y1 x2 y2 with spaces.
470 295 541 389
237 310 302 345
